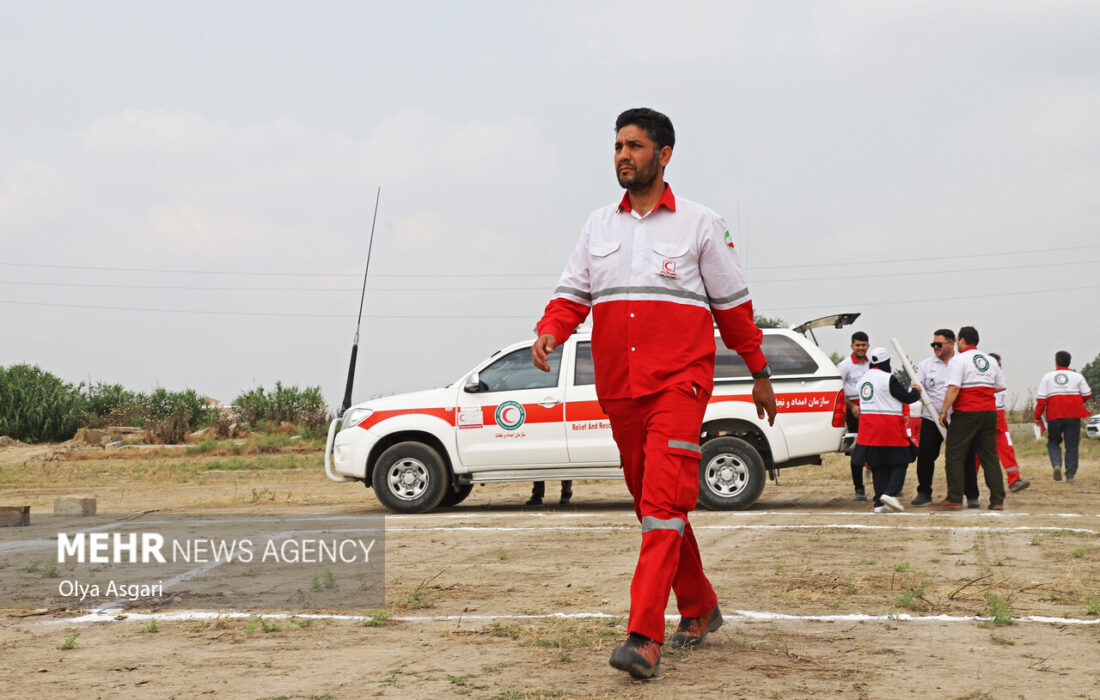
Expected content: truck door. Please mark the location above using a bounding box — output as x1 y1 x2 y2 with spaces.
564 341 619 464
456 345 569 467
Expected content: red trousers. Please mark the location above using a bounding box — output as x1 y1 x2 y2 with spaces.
600 382 716 644
975 409 1021 485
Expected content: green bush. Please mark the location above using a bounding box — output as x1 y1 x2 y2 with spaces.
232 382 329 430
83 382 145 427
1082 352 1099 414
0 364 87 443
142 388 212 444
1 364 330 444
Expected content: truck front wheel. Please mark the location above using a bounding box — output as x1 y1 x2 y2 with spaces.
697 436 766 510
372 442 449 513
439 482 473 507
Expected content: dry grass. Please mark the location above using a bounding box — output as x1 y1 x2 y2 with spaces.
0 453 321 489
59 434 325 461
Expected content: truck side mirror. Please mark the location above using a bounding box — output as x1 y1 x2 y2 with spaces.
463 372 481 393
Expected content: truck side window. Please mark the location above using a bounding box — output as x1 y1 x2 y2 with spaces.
478 347 562 392
574 343 595 385
715 335 820 379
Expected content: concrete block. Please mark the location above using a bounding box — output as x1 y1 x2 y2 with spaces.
74 428 106 445
0 506 30 527
54 495 96 516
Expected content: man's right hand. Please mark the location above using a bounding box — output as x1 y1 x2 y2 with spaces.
849 402 861 418
532 334 557 372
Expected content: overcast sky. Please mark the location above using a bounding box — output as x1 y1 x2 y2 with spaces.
2 1 1098 412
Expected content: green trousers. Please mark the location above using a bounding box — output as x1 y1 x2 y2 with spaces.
944 410 1005 505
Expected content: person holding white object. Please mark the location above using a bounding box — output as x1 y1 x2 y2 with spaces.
852 347 921 512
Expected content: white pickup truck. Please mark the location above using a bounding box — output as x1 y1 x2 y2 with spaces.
325 323 850 513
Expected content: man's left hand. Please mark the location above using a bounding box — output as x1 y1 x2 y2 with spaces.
753 377 777 426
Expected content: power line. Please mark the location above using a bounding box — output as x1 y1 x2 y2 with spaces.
0 281 550 292
0 299 534 319
4 281 1099 319
764 282 1100 311
739 258 1100 284
0 261 558 278
4 255 1098 289
751 243 1100 270
5 240 1097 277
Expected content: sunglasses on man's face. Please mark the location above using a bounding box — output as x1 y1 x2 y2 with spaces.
930 342 944 348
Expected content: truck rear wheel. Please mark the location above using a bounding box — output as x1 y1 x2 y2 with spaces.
372 441 449 513
697 436 765 510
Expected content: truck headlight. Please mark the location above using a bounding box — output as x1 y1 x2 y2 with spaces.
341 407 374 430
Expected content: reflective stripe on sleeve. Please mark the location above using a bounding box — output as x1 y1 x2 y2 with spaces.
668 439 701 455
707 288 750 306
641 516 686 535
553 285 592 301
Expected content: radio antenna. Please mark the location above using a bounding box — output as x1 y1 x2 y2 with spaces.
341 186 381 414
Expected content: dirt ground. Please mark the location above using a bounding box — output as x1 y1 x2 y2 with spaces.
1 435 1098 699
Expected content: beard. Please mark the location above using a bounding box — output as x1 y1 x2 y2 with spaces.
616 151 661 191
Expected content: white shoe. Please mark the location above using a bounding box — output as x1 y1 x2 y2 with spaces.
880 494 904 512
873 505 890 513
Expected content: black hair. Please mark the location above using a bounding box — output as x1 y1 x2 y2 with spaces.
989 352 1001 362
851 331 869 343
1056 350 1071 367
615 108 675 152
934 328 955 342
958 326 979 346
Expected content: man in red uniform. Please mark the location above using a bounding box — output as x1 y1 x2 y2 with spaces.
532 107 776 679
1035 351 1093 483
932 326 1006 510
972 353 1029 492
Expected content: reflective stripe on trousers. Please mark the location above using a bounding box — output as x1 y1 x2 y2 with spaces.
641 515 686 535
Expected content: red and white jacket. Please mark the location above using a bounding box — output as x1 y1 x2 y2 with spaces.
536 186 765 400
837 353 870 402
1035 367 1092 421
945 347 1005 412
855 368 909 447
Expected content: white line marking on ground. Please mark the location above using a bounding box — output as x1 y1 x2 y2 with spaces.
384 524 1098 534
43 609 1100 626
0 521 128 555
5 520 1093 556
383 510 1096 520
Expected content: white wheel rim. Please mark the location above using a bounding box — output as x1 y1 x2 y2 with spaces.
386 458 430 501
704 452 749 498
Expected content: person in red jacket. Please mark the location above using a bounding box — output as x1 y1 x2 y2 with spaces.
852 347 921 513
532 107 776 679
932 326 1007 511
1034 351 1093 483
971 353 1030 493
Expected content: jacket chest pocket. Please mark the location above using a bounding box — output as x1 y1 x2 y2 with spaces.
587 239 622 286
652 240 690 281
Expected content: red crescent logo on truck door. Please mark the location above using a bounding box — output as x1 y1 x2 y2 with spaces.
494 401 526 430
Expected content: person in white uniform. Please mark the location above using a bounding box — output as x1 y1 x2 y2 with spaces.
836 331 870 500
